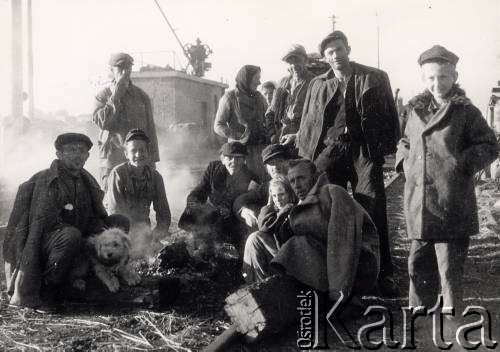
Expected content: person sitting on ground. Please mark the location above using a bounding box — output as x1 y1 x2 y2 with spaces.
243 159 380 301
178 142 259 254
233 143 294 230
106 129 171 244
396 45 499 316
242 176 297 282
3 133 129 312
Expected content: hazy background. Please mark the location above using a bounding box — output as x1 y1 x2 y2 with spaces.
0 0 499 115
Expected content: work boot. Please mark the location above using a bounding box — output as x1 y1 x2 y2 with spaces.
378 276 401 298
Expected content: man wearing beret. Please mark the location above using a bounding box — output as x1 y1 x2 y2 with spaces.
93 52 159 192
179 142 259 254
233 143 293 229
3 133 129 312
266 44 315 143
396 45 498 315
281 30 400 296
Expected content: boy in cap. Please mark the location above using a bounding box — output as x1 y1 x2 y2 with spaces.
265 44 315 143
93 52 159 192
396 45 498 315
179 141 259 254
106 129 171 240
3 133 129 312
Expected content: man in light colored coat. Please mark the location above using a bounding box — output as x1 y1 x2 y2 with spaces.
396 45 498 314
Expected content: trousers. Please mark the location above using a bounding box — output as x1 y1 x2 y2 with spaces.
408 238 470 311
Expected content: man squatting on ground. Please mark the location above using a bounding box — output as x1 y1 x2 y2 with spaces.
243 159 381 301
93 53 159 192
281 30 400 296
179 142 259 254
396 45 498 315
3 133 129 312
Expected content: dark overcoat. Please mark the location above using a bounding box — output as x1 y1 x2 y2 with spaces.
396 88 498 240
3 160 107 307
296 62 400 162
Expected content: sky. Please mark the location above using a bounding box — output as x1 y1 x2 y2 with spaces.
0 0 499 117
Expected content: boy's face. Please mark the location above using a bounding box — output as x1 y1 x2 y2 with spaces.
265 158 289 179
270 184 291 210
421 62 458 102
125 139 150 168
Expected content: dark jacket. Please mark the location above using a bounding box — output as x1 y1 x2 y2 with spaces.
3 160 107 307
214 89 268 145
93 82 159 168
258 203 294 248
179 161 258 228
266 70 315 142
297 63 400 162
396 87 498 240
106 162 171 232
272 174 380 297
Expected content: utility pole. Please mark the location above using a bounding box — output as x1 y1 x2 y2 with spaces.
330 14 336 31
376 11 380 69
11 0 23 120
27 0 34 120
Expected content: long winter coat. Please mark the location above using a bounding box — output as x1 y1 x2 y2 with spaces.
395 87 498 240
271 174 380 297
296 62 400 162
3 160 107 307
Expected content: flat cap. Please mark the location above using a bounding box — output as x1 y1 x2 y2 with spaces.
418 45 459 66
261 144 290 164
55 133 93 151
125 129 150 143
282 44 308 62
318 30 349 57
108 52 134 67
220 142 247 157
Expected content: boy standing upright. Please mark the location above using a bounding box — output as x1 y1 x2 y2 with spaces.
396 45 498 312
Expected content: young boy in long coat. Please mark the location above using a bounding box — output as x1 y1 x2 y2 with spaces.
396 45 498 313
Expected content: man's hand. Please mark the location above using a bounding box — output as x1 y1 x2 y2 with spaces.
280 133 296 146
240 207 258 228
110 74 129 102
218 207 231 219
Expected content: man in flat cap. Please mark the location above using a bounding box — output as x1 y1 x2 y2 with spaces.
281 30 400 297
3 133 129 312
396 45 498 316
266 44 315 143
179 142 259 255
93 52 159 192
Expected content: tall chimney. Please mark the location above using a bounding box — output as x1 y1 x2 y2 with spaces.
11 0 23 120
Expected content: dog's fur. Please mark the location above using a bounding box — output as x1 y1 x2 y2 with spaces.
70 227 141 293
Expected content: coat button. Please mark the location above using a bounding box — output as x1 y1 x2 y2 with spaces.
418 155 422 160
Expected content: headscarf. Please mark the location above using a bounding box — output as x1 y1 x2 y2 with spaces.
235 65 261 97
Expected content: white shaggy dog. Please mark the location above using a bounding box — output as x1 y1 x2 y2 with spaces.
70 227 141 293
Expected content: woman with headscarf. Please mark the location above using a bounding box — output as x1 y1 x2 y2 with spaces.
214 65 269 181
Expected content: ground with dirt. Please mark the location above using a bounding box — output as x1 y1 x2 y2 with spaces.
2 175 500 351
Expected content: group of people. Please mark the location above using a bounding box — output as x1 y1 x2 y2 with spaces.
3 29 499 324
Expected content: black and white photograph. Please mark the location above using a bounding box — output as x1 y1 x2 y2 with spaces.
1 0 500 350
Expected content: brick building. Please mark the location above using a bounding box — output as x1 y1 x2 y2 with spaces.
131 70 228 148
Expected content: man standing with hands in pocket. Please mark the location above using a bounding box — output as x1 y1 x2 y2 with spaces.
93 53 159 191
